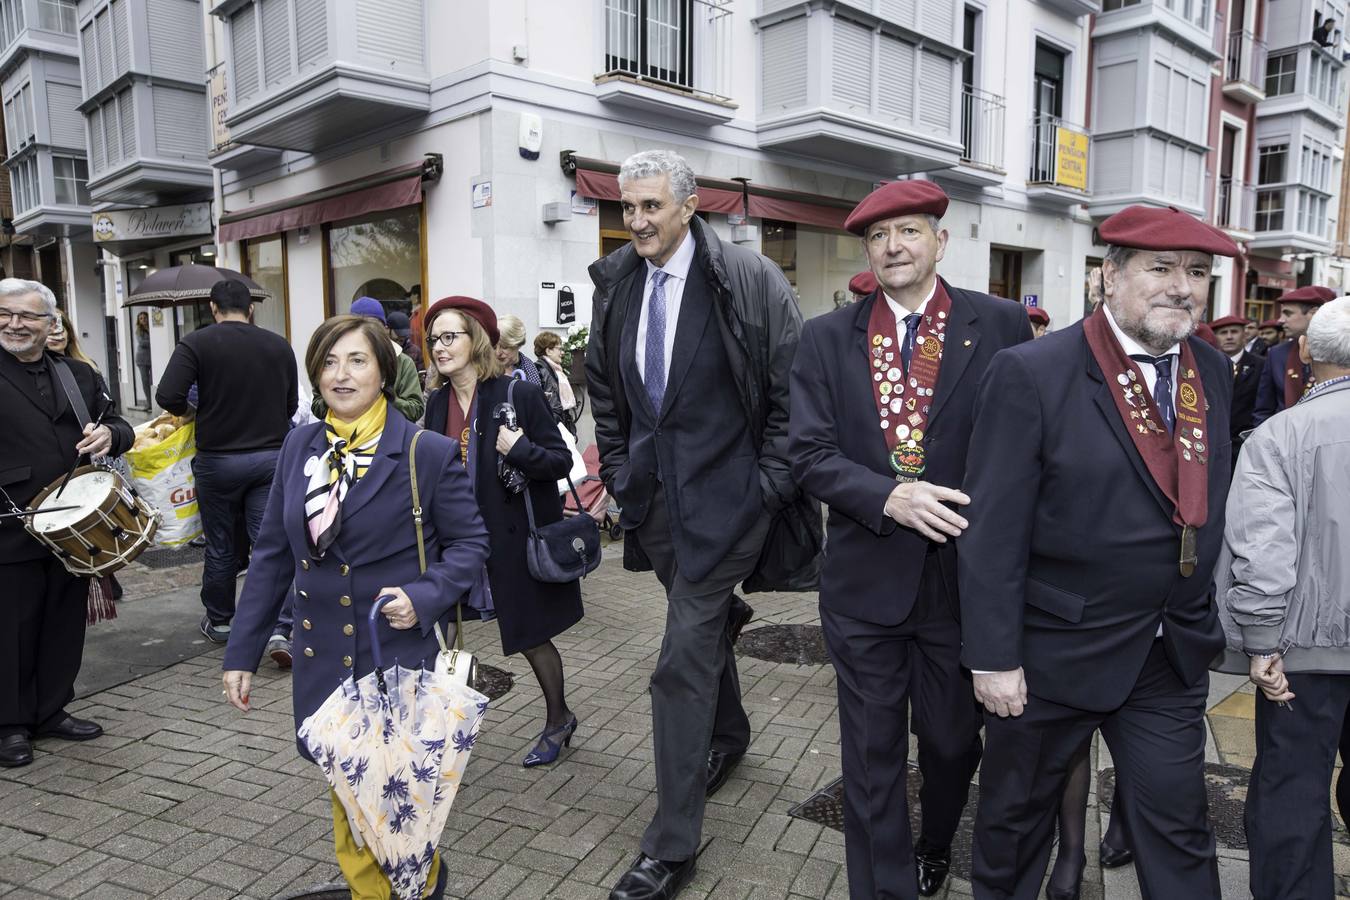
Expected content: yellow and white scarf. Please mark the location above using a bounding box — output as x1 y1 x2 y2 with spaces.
304 396 387 557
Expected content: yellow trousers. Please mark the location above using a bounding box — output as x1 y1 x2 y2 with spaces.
330 792 442 900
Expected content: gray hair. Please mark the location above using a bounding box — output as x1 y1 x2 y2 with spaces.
0 277 57 316
1103 244 1136 270
618 150 697 204
1306 296 1350 367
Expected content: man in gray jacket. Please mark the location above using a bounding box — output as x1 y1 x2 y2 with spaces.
1217 295 1350 900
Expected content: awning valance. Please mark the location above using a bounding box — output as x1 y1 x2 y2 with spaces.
745 185 853 232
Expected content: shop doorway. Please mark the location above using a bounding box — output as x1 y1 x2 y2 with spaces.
989 248 1023 301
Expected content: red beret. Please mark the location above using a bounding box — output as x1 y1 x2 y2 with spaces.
1278 285 1336 305
1193 322 1220 349
424 295 499 346
1025 307 1050 325
848 271 878 295
1209 315 1249 331
1098 205 1239 257
1259 319 1283 330
844 181 949 235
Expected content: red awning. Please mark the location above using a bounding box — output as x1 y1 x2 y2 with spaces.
573 164 744 214
217 164 426 243
746 191 851 231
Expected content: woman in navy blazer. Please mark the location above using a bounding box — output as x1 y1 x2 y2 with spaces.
422 296 584 768
221 316 489 899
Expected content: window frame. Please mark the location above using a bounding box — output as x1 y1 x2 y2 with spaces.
1264 51 1297 97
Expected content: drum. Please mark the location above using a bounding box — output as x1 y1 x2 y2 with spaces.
24 466 159 577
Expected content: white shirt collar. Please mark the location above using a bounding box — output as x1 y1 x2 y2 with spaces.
645 229 696 283
882 277 937 321
1102 303 1180 360
1229 350 1244 364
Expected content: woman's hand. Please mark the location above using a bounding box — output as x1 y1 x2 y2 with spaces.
496 424 522 456
378 588 420 630
223 670 252 712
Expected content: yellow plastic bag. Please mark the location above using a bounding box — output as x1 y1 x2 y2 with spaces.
124 422 201 547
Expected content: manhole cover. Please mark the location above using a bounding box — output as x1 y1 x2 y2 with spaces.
133 545 204 569
474 664 514 701
788 767 979 881
736 624 830 666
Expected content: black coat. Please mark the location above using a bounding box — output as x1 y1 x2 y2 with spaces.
0 350 133 562
789 282 1033 625
1230 349 1262 443
958 323 1233 712
425 376 583 655
1253 339 1298 426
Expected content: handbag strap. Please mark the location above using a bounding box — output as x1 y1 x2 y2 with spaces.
505 379 587 531
409 430 462 654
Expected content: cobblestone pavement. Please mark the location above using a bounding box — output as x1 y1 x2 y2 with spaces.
1 549 1347 899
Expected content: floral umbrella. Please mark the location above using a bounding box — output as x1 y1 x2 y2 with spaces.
299 602 489 899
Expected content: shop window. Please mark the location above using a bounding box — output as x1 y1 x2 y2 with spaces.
599 200 630 258
168 248 214 336
243 236 289 339
760 219 865 320
326 205 422 319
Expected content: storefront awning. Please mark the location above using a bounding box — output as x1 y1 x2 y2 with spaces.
745 185 853 232
567 154 745 215
217 156 443 244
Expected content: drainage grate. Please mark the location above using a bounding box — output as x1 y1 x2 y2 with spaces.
736 624 830 666
132 545 204 569
787 767 979 882
473 664 514 701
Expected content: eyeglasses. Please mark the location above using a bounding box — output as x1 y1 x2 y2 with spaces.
0 308 52 324
427 331 467 347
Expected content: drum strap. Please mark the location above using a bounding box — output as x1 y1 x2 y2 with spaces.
51 358 92 428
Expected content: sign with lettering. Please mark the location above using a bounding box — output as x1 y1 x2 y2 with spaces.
207 63 230 151
1054 127 1089 191
1023 294 1039 308
92 203 212 243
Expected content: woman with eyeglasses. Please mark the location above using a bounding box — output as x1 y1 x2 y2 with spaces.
423 296 584 767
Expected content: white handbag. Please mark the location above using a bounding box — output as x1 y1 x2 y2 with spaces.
409 432 477 688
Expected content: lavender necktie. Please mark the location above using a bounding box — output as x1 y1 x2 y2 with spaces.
644 270 671 414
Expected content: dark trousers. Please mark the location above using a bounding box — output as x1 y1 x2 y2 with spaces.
636 486 768 862
973 640 1219 900
0 558 88 737
1247 671 1350 900
821 553 983 900
193 449 279 625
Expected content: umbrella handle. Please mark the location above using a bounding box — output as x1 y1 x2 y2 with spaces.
369 594 398 671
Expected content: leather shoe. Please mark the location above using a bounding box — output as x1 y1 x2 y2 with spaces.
914 841 951 897
1098 840 1134 868
608 853 695 900
705 749 744 797
726 595 754 645
0 734 32 768
35 715 103 742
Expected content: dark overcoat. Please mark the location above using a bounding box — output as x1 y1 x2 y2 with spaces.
424 376 583 655
222 412 490 758
1230 348 1263 444
1252 339 1298 426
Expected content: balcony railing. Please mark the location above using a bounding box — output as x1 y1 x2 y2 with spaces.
1216 176 1255 232
1029 114 1090 191
601 0 733 103
1225 29 1267 89
960 86 1006 172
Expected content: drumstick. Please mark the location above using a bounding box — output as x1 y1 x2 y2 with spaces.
0 506 82 520
55 407 109 499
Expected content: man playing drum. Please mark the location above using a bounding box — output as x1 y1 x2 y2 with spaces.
0 278 133 768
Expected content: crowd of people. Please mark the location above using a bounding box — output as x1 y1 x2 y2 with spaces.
2 145 1349 900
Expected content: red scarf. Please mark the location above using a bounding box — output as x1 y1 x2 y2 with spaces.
444 387 474 467
865 281 952 480
1281 341 1310 409
1083 307 1210 575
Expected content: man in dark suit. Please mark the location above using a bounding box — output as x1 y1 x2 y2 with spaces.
0 279 133 767
587 150 804 900
961 206 1239 900
790 180 1032 899
1253 286 1336 426
1211 315 1261 461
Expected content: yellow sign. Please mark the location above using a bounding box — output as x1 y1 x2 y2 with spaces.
1055 127 1089 191
207 63 230 152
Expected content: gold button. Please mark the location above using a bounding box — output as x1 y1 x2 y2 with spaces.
343 624 353 636
304 647 314 657
339 595 351 607
302 619 312 630
343 655 353 667
300 560 310 571
298 590 308 599
339 564 349 576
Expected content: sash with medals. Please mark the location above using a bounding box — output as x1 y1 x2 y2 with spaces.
1083 306 1209 577
1282 341 1311 409
865 280 952 481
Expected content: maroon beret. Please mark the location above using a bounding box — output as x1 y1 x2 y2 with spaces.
424 295 499 346
1025 307 1050 325
848 271 878 296
844 181 949 235
1193 322 1220 349
1209 315 1249 331
1098 205 1240 257
1278 285 1336 305
1259 319 1283 330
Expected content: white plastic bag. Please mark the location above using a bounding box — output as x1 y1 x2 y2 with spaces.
556 422 587 493
124 422 202 547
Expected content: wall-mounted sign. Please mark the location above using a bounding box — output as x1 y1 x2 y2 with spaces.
207 63 230 151
1023 294 1039 308
1055 127 1089 191
538 280 593 329
472 180 493 209
92 202 212 244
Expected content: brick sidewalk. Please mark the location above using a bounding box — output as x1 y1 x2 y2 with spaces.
1 554 1346 899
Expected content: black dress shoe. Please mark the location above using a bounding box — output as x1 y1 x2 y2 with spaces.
608 853 695 900
0 734 33 767
705 749 744 797
35 715 103 742
727 595 755 645
915 841 951 897
1045 884 1081 900
1098 840 1134 868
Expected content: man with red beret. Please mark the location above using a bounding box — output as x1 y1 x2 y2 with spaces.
1258 319 1283 350
1026 306 1050 338
1211 315 1262 460
848 270 878 302
1253 286 1337 425
789 179 1031 898
961 205 1236 898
